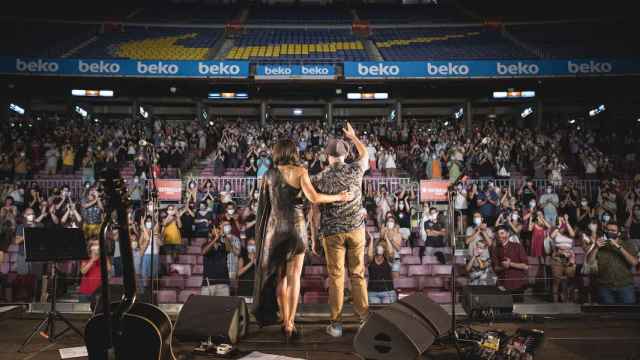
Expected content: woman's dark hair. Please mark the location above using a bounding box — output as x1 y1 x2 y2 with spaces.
272 139 299 166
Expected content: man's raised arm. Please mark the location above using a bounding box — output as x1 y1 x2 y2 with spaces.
343 122 369 170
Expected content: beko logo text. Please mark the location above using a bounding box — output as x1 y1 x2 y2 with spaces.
198 62 241 75
568 60 612 73
79 60 120 73
497 62 540 75
264 66 292 75
302 66 330 75
16 59 59 72
138 62 179 74
427 62 470 75
357 63 400 76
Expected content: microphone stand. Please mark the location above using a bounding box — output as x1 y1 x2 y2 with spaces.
446 187 463 359
144 144 159 306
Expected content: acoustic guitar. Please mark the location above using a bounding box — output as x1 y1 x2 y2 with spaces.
84 170 175 359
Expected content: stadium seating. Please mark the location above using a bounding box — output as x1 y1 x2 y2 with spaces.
355 4 470 24
225 30 368 61
75 27 223 60
372 27 534 60
0 22 97 58
507 22 639 59
247 5 353 24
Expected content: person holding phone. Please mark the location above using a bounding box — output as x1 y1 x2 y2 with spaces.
588 223 638 304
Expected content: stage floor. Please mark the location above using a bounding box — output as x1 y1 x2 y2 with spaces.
1 312 639 360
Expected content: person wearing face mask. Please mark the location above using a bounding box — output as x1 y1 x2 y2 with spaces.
241 200 258 241
372 217 401 277
588 223 638 304
374 185 392 230
195 202 214 236
466 236 497 286
220 220 242 282
476 184 499 227
539 186 559 226
465 211 493 247
237 238 257 298
220 181 235 205
201 224 231 297
454 182 469 232
81 187 104 240
139 216 161 290
79 239 112 304
518 180 537 207
577 198 594 230
394 197 411 243
161 205 183 261
366 245 397 304
421 207 447 256
599 211 614 227
181 202 196 245
220 202 242 237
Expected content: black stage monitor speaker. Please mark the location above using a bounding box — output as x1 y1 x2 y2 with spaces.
174 295 248 344
461 285 513 319
354 293 452 360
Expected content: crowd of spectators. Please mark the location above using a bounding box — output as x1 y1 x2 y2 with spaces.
0 114 639 306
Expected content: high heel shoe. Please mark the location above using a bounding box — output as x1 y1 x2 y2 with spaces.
282 324 300 343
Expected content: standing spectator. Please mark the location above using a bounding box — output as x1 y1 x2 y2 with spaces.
454 182 469 234
237 238 257 297
221 220 241 281
256 151 271 179
539 185 560 225
194 202 213 236
466 235 497 286
394 196 411 243
421 207 447 256
13 151 30 181
370 217 401 278
588 223 638 304
139 216 161 289
220 181 234 205
79 239 111 303
529 210 551 258
517 180 537 208
62 144 75 174
367 244 397 304
625 204 640 250
548 226 576 302
81 186 104 240
201 224 230 296
161 205 182 261
477 184 499 226
577 197 595 231
491 226 529 302
374 185 393 228
45 146 59 175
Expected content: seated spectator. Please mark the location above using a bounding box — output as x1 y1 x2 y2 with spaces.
491 226 529 302
237 238 256 297
466 235 497 286
367 245 397 304
589 223 638 304
201 224 230 296
79 238 111 304
548 226 576 302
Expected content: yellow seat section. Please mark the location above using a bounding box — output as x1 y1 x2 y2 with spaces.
115 33 210 60
374 31 480 49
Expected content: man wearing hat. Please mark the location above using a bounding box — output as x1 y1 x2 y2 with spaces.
311 122 369 338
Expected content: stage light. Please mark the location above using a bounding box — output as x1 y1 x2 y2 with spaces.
9 103 25 115
589 104 605 117
208 92 248 100
293 109 304 116
139 106 149 119
71 89 114 97
169 86 177 94
521 107 533 118
347 92 389 100
208 121 214 126
493 90 535 99
454 108 463 119
444 121 450 126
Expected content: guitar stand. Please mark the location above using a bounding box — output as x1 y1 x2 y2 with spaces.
18 264 83 352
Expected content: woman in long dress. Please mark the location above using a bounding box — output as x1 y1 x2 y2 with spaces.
253 139 351 340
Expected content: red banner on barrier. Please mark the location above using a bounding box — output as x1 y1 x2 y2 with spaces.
157 179 182 202
420 180 449 202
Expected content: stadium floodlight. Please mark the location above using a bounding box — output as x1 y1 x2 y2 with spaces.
493 91 507 99
444 121 450 126
293 109 304 116
589 104 605 117
521 107 533 118
347 93 361 100
208 92 248 100
493 90 535 99
139 106 149 119
347 92 389 100
521 91 536 98
569 119 576 124
74 106 88 118
9 103 25 115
